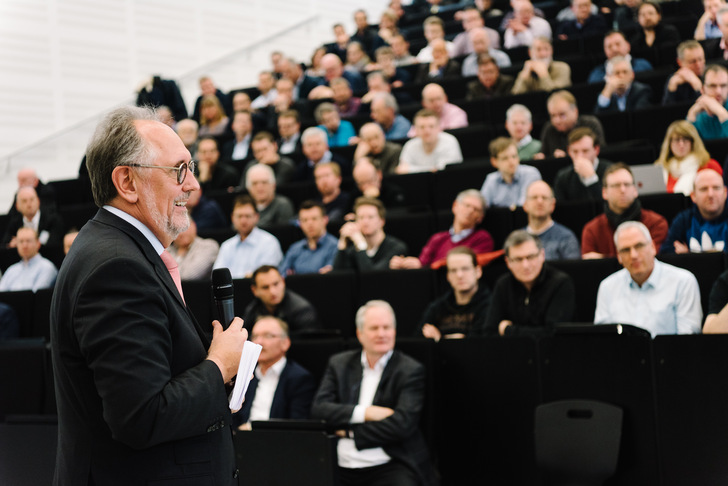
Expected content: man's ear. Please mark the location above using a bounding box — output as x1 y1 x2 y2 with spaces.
111 166 140 204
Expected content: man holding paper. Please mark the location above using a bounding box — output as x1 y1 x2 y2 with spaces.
50 106 248 486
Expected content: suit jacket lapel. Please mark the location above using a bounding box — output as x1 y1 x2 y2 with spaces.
373 351 398 405
346 353 363 405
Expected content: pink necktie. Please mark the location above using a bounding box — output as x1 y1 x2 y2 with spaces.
160 250 185 304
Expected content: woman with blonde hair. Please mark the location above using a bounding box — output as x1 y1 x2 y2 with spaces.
197 94 229 136
654 120 722 195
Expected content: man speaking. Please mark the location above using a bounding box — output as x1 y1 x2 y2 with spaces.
50 106 247 485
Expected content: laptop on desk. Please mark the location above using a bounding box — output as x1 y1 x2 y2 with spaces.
629 164 666 195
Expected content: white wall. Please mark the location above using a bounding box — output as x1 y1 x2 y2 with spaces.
0 0 386 208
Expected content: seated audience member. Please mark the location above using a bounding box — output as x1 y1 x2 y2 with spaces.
630 1 680 66
688 64 728 141
594 56 653 113
370 92 411 140
318 54 366 98
280 201 338 275
512 37 572 95
523 181 581 260
187 187 227 230
414 39 461 84
196 137 239 193
244 131 296 186
377 8 399 46
484 230 575 337
705 5 728 59
361 71 393 105
538 90 607 159
390 33 417 67
556 0 607 40
504 0 553 49
279 57 322 101
462 28 511 77
466 54 516 100
582 163 669 258
331 77 363 117
594 221 702 336
695 0 724 40
344 41 372 75
506 104 541 160
168 219 219 281
369 47 411 89
418 246 492 340
0 227 58 292
311 300 438 486
352 157 406 209
197 95 230 137
704 264 728 333
232 91 253 113
654 120 722 195
0 303 20 340
315 102 356 148
408 83 468 137
351 9 385 57
63 229 78 255
307 46 327 78
243 266 319 335
175 118 199 156
661 168 728 253
587 30 653 84
399 109 463 174
314 162 352 223
333 197 408 271
251 71 279 110
452 6 501 57
3 186 64 248
554 127 613 202
246 164 295 228
8 167 57 218
390 189 494 269
353 123 402 174
277 109 304 163
299 127 351 182
233 316 316 430
220 110 255 166
213 195 283 278
325 22 350 62
417 16 456 62
481 137 542 208
663 41 706 105
266 78 296 125
191 76 232 124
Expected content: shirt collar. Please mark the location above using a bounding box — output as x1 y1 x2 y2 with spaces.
517 134 533 148
104 205 165 255
255 356 287 379
627 259 660 290
450 226 474 243
360 349 393 371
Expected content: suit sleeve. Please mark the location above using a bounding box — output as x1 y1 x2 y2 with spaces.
284 368 317 419
311 356 357 427
73 256 228 449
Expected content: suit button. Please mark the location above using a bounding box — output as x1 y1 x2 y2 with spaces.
233 469 239 479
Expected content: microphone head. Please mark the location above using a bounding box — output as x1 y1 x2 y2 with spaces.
212 268 234 300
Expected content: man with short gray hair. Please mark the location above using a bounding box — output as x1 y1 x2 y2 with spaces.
594 221 702 336
369 92 411 140
594 56 653 113
505 104 542 160
245 164 295 228
299 126 351 181
312 299 437 486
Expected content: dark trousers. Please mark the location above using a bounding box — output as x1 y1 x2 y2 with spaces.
338 461 419 486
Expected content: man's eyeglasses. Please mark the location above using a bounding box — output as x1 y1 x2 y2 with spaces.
507 252 541 264
127 160 196 185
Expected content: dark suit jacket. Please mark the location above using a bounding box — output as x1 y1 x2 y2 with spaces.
295 152 352 182
191 89 234 123
234 359 316 426
296 75 323 100
50 209 237 485
2 209 65 248
593 81 653 113
312 349 437 486
553 158 613 202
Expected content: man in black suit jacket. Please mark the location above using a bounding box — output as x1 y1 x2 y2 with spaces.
297 126 352 182
312 300 438 486
233 316 316 429
2 186 65 248
50 106 248 485
279 57 322 101
554 127 613 202
594 56 653 113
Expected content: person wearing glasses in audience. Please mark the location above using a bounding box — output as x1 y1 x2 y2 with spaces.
484 230 575 337
50 106 247 484
233 316 316 431
688 64 728 141
594 221 702 336
582 163 668 259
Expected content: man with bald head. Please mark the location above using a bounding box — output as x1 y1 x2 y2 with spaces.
522 181 580 260
2 185 65 248
406 83 468 137
320 53 366 97
352 157 405 208
661 168 728 253
8 167 57 221
461 27 511 77
0 227 58 292
279 57 322 101
353 123 402 174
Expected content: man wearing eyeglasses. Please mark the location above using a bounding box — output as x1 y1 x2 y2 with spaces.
50 106 248 485
233 316 316 430
484 230 575 337
582 163 668 259
594 221 702 336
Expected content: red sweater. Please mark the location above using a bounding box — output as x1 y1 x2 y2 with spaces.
419 229 494 266
581 209 668 257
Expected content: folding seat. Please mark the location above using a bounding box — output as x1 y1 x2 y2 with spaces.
286 270 357 337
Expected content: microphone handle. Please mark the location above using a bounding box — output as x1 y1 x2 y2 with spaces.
216 299 235 330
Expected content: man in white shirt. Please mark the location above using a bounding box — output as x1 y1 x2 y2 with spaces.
311 300 437 486
398 109 463 173
504 0 553 49
250 71 278 110
0 227 58 292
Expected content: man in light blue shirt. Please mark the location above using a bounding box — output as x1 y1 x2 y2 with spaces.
315 102 356 148
213 195 283 279
370 93 411 141
480 137 541 208
0 227 57 292
279 201 338 275
594 221 702 336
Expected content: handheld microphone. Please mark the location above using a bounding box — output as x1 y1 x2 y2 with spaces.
212 268 235 329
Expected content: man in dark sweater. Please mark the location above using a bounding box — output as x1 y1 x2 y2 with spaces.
484 230 575 337
418 246 491 340
553 127 612 202
538 90 606 159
